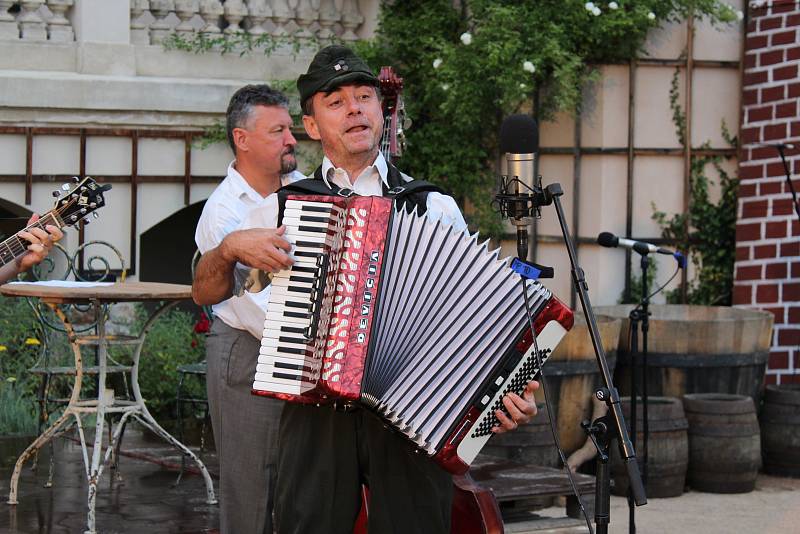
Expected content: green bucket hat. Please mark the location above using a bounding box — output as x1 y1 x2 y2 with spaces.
297 45 379 105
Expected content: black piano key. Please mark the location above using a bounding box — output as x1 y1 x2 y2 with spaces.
296 251 323 258
280 326 306 334
277 347 306 355
273 372 304 381
301 205 332 213
289 286 313 294
298 225 328 234
283 311 311 319
299 215 330 223
290 265 317 273
289 275 315 283
296 240 324 249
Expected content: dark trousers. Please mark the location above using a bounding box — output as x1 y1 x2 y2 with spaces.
206 320 284 534
274 403 453 534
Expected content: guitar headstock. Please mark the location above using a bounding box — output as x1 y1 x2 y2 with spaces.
52 176 112 228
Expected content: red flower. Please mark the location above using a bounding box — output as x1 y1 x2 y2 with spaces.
191 339 198 348
194 312 211 334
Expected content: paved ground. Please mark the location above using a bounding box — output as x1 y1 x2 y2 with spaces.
0 429 798 533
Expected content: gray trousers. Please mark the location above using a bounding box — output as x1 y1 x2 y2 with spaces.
206 320 283 534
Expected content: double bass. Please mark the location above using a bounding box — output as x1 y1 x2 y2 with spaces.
351 66 504 534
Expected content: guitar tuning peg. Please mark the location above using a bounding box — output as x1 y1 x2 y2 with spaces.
52 190 61 197
61 183 71 191
80 208 87 215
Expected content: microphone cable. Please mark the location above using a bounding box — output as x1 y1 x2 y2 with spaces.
519 278 595 534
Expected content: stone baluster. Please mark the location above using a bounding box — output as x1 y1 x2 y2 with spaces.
268 0 292 38
46 0 74 42
130 0 151 45
199 0 223 35
293 0 315 40
174 0 199 36
245 0 269 36
223 0 247 34
317 0 339 41
340 0 363 42
18 0 48 41
0 0 20 40
149 0 175 44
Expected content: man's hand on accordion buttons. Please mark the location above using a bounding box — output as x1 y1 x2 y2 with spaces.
492 380 540 434
223 225 294 273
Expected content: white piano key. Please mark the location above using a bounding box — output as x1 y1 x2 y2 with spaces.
252 379 312 395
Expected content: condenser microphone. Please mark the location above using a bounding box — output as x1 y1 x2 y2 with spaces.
497 114 541 260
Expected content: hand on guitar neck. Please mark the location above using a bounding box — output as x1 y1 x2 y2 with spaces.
0 213 63 284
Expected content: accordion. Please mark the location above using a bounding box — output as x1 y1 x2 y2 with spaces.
252 194 573 474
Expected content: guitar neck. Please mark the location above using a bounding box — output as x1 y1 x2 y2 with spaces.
0 211 63 267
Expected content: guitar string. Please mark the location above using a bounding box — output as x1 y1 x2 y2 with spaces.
0 195 81 263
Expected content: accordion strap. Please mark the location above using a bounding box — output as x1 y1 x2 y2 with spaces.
278 163 446 214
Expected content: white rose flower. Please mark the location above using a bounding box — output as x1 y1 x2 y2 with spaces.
585 2 595 10
523 60 536 73
609 1 618 9
433 58 443 69
647 11 656 20
441 83 450 91
736 10 744 21
593 6 601 15
460 32 472 45
519 83 527 89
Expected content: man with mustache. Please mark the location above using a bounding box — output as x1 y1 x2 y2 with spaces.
269 45 540 534
192 84 304 534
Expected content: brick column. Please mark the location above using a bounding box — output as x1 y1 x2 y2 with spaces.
735 0 800 384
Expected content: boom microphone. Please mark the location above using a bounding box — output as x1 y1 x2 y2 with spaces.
597 232 685 268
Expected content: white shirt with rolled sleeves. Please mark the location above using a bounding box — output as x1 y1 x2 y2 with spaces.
194 161 305 339
238 151 468 333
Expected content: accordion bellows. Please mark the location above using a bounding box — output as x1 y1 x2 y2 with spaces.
252 195 573 473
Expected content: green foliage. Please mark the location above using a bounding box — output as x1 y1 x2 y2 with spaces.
618 261 658 305
162 30 315 57
354 0 736 235
652 68 739 305
0 295 45 435
134 305 206 418
165 2 737 235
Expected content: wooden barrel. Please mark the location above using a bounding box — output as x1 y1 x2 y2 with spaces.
760 384 800 477
533 313 622 454
683 393 761 493
611 396 689 498
479 403 559 468
595 305 773 401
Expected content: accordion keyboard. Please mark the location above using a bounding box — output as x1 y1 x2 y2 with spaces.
253 200 343 395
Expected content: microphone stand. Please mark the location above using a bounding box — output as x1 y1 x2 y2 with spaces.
626 254 651 534
540 182 648 533
776 145 800 225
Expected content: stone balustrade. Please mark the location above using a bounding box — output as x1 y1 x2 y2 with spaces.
0 0 366 45
0 0 75 42
131 0 365 45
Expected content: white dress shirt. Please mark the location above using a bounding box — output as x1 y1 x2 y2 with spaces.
228 152 468 338
195 161 305 338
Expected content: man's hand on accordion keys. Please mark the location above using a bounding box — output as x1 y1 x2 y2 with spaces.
222 225 294 273
491 380 540 434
